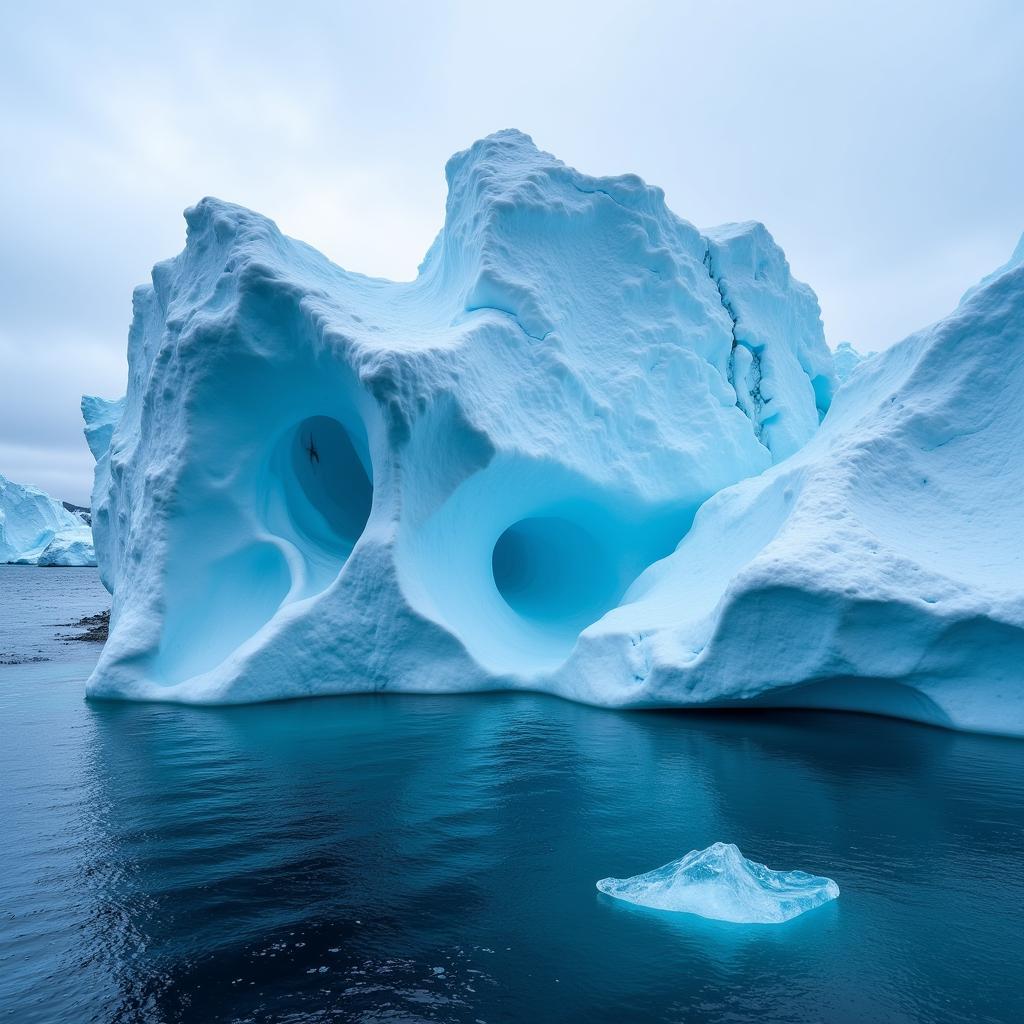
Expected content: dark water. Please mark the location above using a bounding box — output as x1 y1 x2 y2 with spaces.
2 568 1023 1023
0 564 110 664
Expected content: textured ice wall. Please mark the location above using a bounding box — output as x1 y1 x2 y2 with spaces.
85 133 1023 735
560 233 1024 735
85 131 832 702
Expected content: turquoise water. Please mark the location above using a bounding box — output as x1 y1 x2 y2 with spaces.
2 568 1023 1023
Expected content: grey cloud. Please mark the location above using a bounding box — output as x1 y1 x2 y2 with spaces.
2 0 1022 501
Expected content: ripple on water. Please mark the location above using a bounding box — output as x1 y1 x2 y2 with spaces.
1 568 1023 1022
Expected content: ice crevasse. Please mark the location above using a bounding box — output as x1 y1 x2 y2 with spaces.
84 131 1024 735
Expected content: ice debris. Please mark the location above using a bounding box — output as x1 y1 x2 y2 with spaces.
596 842 839 924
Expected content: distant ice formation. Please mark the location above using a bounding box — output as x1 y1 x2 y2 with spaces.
831 341 873 384
0 473 95 566
82 131 1024 735
568 230 1024 736
597 842 839 924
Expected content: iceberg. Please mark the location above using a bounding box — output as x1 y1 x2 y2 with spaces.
831 341 873 384
33 528 97 567
83 130 832 702
0 473 96 566
565 230 1024 736
83 131 1024 736
596 843 839 924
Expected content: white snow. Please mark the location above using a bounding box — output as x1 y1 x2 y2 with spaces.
597 842 839 924
0 473 95 566
83 131 1023 735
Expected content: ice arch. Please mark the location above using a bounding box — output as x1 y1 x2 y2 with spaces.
397 452 696 677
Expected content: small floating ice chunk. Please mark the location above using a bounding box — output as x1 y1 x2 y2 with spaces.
596 842 839 924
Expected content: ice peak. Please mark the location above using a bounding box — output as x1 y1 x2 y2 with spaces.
440 128 677 242
183 196 282 249
960 229 1024 307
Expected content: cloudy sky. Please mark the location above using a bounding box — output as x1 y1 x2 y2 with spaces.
3 1 1023 504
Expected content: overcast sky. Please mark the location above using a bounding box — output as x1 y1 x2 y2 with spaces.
3 1 1023 504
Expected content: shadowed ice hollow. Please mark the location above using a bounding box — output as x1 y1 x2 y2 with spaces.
596 842 839 924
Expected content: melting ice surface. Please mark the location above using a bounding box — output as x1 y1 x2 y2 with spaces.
597 842 839 924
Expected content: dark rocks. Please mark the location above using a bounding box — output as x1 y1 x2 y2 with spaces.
63 611 109 643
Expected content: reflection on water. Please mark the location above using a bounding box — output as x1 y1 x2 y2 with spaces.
3 652 1023 1024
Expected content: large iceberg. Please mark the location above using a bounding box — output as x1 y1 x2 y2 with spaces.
0 473 96 566
84 131 1023 735
83 131 832 700
597 843 839 924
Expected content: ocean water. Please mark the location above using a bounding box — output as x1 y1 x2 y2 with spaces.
1 567 1023 1023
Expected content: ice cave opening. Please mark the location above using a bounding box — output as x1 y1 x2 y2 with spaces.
275 414 373 563
491 515 621 632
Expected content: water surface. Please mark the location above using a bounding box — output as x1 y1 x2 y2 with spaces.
2 567 1022 1023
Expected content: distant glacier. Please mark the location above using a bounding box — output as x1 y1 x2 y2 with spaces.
0 473 95 566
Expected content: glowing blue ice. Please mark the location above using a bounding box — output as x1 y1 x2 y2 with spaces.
597 842 839 924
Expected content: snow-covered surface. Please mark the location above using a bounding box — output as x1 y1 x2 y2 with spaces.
0 473 95 566
960 231 1024 306
597 843 839 924
85 131 1023 735
563 250 1024 736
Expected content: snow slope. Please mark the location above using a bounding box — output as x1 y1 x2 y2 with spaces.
84 132 1022 735
0 473 95 566
558 247 1024 735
